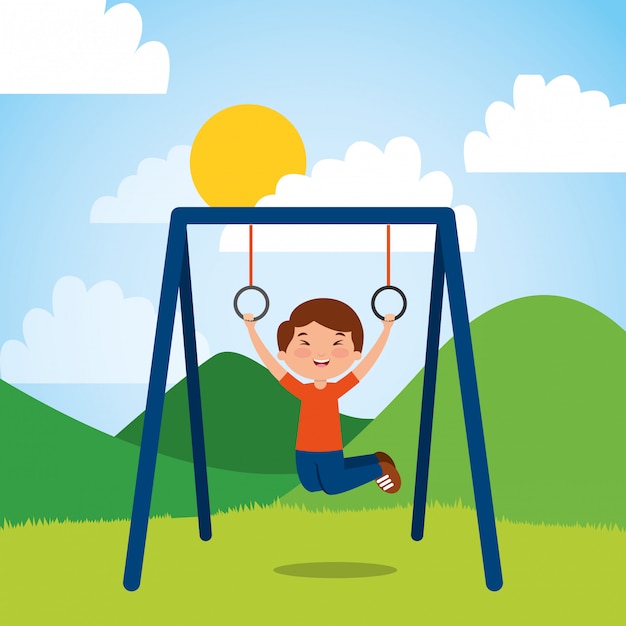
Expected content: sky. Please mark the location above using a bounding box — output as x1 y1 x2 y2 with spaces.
1 0 626 434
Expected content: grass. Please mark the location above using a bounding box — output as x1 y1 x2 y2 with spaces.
1 503 624 624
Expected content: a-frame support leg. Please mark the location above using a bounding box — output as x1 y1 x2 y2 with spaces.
179 236 212 541
123 222 190 591
440 218 503 591
411 229 445 540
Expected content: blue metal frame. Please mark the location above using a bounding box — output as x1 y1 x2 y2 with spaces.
122 207 503 592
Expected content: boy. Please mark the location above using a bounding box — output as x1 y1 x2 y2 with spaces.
243 297 401 495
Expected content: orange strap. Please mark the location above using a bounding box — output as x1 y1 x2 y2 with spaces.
249 225 254 286
386 224 391 286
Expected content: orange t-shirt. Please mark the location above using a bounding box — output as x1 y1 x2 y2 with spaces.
280 371 359 452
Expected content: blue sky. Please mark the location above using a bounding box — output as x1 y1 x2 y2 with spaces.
1 0 626 433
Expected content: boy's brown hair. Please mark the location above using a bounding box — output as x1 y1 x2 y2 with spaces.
277 298 364 352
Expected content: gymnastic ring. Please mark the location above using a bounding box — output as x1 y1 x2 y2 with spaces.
371 285 407 321
233 285 270 321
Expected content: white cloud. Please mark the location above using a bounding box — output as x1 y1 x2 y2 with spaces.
90 146 206 223
464 74 626 172
0 0 169 94
219 137 477 252
0 277 210 385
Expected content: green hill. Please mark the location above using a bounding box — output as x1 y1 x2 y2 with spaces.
117 351 370 474
0 380 297 525
282 296 626 529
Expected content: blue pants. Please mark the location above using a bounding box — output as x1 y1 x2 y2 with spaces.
295 450 383 495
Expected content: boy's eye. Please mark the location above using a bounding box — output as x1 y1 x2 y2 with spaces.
333 340 343 346
299 340 310 346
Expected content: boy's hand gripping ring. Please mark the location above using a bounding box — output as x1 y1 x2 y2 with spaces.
234 285 270 321
371 285 407 320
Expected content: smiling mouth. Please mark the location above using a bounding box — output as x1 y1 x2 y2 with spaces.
313 359 330 367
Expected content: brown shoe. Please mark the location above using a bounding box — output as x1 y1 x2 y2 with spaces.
375 451 396 467
376 461 401 493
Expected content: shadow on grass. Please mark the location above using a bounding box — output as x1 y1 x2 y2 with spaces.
274 562 397 579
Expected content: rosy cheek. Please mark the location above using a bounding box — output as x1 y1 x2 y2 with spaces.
294 347 312 358
331 347 349 358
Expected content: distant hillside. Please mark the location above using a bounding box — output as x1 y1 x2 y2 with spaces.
283 296 626 529
0 380 297 525
117 352 370 474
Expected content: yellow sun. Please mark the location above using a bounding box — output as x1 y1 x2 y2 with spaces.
190 104 307 207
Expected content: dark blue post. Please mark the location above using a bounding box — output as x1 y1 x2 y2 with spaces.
439 212 503 592
123 217 187 592
411 228 445 541
179 236 212 541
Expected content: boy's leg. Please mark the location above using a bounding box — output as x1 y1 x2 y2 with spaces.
343 453 381 469
315 451 383 495
342 452 402 494
295 451 324 492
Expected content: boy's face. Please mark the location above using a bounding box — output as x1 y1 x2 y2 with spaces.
278 321 361 380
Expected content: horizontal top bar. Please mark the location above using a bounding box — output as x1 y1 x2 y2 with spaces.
170 207 455 226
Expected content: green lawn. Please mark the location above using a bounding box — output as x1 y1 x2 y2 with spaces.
1 503 624 624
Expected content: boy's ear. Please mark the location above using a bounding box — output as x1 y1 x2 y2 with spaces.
353 351 362 360
278 351 286 361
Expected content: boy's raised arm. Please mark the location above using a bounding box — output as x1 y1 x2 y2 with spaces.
243 313 287 381
352 314 395 381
